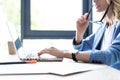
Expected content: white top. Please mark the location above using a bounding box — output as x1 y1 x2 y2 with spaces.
100 26 115 50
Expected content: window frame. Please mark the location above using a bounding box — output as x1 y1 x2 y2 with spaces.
21 0 92 40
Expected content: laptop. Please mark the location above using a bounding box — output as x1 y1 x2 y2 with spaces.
7 22 63 62
15 37 63 62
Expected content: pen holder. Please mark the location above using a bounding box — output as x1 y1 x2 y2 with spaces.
8 41 16 55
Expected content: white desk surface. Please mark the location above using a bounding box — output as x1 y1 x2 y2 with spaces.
0 55 120 80
0 65 120 80
0 41 120 80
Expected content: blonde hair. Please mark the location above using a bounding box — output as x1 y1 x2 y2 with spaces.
107 0 120 19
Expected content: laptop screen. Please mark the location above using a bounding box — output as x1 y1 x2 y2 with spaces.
14 37 27 59
15 37 22 50
6 21 27 59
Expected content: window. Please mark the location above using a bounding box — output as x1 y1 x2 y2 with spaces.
21 0 92 40
31 0 82 31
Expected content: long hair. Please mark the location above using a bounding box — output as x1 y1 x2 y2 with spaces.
107 0 120 19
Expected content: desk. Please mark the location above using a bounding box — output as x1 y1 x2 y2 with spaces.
0 66 120 80
0 41 120 80
0 54 120 80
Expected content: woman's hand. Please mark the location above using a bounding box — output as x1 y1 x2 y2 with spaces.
76 13 89 35
75 13 90 44
37 47 65 58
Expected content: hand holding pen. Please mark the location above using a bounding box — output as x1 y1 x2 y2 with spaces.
75 5 93 44
76 5 93 31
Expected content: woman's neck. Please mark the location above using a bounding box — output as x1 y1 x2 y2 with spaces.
105 7 115 27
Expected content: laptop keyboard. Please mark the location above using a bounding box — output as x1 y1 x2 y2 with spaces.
20 53 63 62
26 53 37 58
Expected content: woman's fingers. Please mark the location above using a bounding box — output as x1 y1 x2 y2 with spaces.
37 48 48 56
37 47 55 56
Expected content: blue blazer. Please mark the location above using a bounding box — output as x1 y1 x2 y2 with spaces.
73 20 120 70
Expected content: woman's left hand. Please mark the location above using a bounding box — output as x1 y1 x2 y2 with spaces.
37 47 65 58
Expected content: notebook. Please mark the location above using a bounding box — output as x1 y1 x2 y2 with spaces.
7 22 63 62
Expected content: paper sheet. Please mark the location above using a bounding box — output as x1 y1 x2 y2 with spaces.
0 62 107 76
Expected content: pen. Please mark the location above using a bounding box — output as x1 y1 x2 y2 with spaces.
0 60 37 65
86 5 93 20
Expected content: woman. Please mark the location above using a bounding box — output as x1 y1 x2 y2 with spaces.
38 0 120 70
